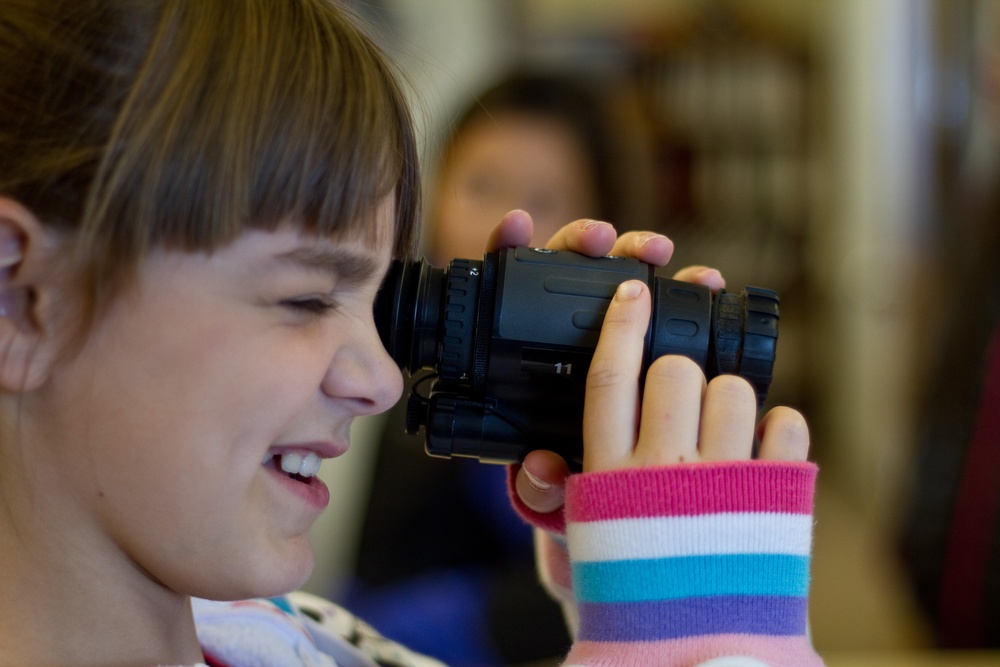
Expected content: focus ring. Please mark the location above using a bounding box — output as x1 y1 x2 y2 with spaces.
739 286 779 407
712 291 743 376
438 259 482 383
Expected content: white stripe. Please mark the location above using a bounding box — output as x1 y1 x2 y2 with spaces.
567 512 813 562
698 659 772 667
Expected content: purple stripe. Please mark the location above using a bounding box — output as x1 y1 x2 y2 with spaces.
577 595 808 641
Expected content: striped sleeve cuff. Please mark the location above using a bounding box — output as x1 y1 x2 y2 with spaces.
564 461 818 650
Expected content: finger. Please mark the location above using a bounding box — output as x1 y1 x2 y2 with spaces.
635 355 706 465
515 450 570 514
583 280 649 472
671 265 726 292
698 375 757 461
756 406 810 462
607 231 674 267
543 219 617 256
485 209 534 251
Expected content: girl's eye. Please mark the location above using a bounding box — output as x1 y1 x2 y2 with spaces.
283 297 337 315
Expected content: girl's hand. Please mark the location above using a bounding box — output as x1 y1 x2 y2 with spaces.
581 279 809 473
485 209 724 292
485 211 782 513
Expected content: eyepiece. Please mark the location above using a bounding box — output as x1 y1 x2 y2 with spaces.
375 258 443 372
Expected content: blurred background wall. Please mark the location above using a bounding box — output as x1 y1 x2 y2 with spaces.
307 0 1000 661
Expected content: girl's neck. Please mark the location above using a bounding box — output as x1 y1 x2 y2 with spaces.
0 536 204 665
0 462 204 666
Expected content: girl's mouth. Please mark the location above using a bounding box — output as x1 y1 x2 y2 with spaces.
261 451 321 482
261 450 330 510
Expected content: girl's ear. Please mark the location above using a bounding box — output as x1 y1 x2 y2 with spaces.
0 197 70 392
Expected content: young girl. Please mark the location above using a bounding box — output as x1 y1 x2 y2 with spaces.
0 1 823 666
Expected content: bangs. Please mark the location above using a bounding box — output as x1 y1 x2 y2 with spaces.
238 3 421 256
81 0 420 276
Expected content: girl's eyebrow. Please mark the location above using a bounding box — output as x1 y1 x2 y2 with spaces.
274 245 385 286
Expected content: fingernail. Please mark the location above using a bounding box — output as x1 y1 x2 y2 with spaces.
636 232 666 247
697 267 725 287
579 219 611 232
616 280 642 301
523 468 552 491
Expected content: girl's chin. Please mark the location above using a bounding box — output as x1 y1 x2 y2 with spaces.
189 543 315 602
253 550 315 599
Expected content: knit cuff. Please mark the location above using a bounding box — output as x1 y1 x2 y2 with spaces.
563 460 821 666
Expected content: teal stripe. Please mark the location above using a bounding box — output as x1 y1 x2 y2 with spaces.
573 554 810 603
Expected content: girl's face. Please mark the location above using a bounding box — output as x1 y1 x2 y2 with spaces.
24 212 403 600
428 112 599 263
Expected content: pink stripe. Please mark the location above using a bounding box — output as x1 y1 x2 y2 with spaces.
563 635 823 667
566 461 816 522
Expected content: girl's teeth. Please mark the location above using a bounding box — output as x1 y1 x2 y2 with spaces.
279 453 303 474
277 451 321 478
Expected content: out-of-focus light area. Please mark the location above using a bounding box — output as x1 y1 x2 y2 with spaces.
307 0 1000 664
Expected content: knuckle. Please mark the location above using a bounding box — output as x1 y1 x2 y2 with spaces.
586 360 630 391
601 299 645 329
707 374 755 404
646 354 703 385
599 308 634 328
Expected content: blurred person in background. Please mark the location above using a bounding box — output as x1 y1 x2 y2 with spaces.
341 68 661 666
898 14 1000 649
421 69 657 265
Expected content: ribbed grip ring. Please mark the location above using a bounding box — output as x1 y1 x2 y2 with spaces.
437 259 482 383
711 291 744 375
739 286 779 407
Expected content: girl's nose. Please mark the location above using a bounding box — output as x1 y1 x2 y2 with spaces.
321 323 404 416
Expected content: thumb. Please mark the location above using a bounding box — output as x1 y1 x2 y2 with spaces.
514 450 570 514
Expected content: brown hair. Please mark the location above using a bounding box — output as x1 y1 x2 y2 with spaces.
0 0 420 319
